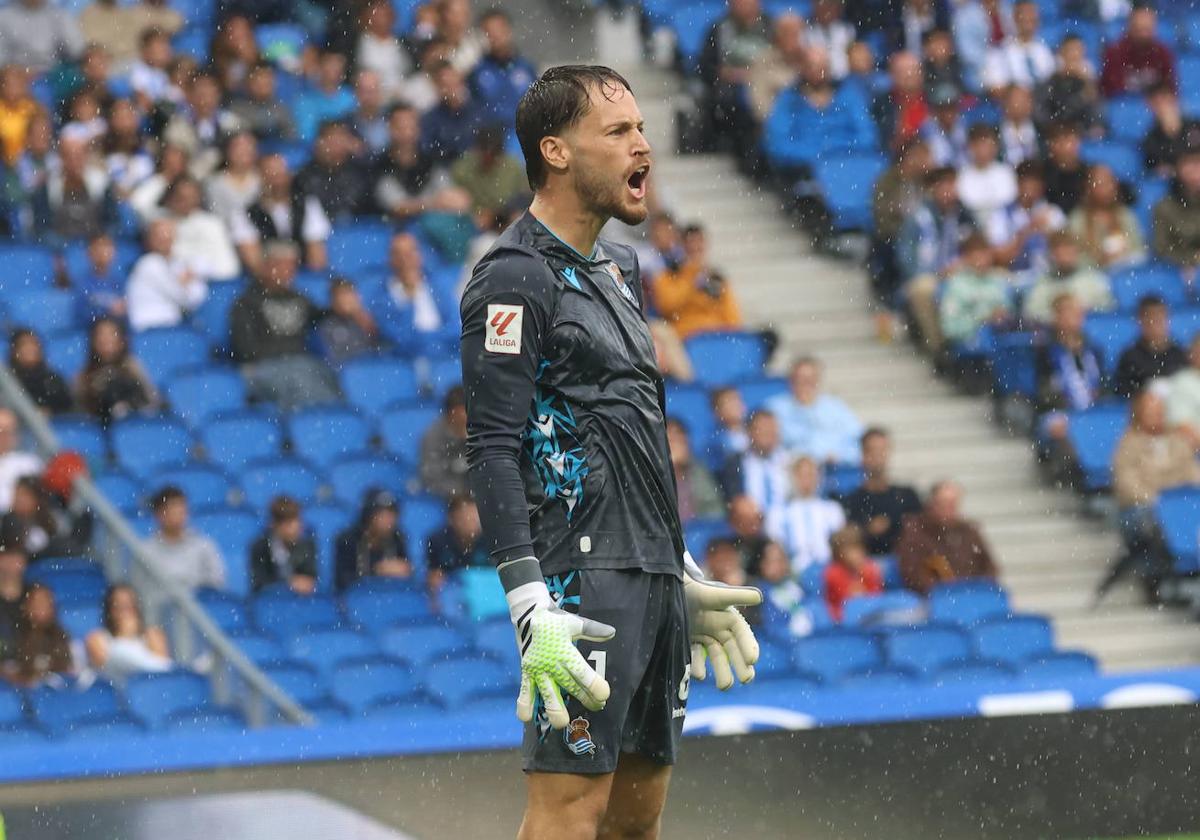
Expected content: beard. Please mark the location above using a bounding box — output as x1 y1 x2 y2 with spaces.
573 162 648 227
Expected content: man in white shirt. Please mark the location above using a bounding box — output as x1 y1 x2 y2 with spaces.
230 153 332 274
136 485 225 623
981 0 1054 94
779 455 845 572
998 84 1039 166
126 218 209 331
160 174 240 280
765 356 864 465
381 231 457 355
0 409 41 513
958 123 1018 241
804 0 856 80
720 409 792 542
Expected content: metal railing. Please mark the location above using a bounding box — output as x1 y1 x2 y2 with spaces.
0 365 313 727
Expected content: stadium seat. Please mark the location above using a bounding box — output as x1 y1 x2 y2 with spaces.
838 668 920 692
0 244 55 294
932 660 1016 686
664 384 718 462
342 579 433 632
379 404 441 466
1065 404 1128 492
190 509 259 595
791 631 882 683
841 591 925 627
884 626 973 676
972 616 1055 667
989 331 1038 400
1079 139 1144 185
287 406 372 469
671 2 729 71
815 152 889 231
0 726 48 748
67 715 148 741
1108 263 1186 312
228 631 288 667
470 617 521 669
328 224 393 274
192 279 246 351
259 662 331 706
683 518 732 560
147 464 234 510
1020 652 1098 683
328 455 409 508
422 653 513 708
424 356 463 400
1105 96 1154 145
380 624 470 669
29 683 121 734
43 330 88 378
50 415 107 464
132 327 210 387
59 602 102 639
239 457 323 512
738 377 789 411
252 591 342 639
401 495 447 572
362 696 444 719
929 583 1011 626
752 638 798 680
165 708 247 733
339 356 421 417
302 502 352 594
166 368 247 429
125 671 213 729
1155 486 1200 572
683 332 770 388
1181 55 1200 118
8 289 76 335
25 566 107 604
822 464 864 498
1083 312 1139 373
200 411 282 471
195 587 249 633
288 629 380 679
0 685 24 726
330 656 416 713
111 416 193 479
92 469 143 513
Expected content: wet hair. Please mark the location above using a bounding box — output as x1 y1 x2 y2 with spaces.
270 495 301 524
150 485 186 513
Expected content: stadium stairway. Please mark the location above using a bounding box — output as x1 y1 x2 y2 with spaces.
614 64 1200 672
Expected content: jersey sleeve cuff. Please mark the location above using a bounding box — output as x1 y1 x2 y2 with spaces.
497 555 543 593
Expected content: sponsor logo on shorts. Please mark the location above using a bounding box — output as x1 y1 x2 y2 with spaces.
485 304 523 354
564 716 597 757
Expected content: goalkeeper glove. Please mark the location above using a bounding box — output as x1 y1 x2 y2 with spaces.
683 551 762 690
503 557 616 730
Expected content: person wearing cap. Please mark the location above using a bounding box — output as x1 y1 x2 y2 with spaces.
1153 143 1200 280
249 496 318 594
419 385 470 500
334 488 412 592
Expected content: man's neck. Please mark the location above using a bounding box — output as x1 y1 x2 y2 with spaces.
863 473 889 491
0 578 20 600
529 193 606 259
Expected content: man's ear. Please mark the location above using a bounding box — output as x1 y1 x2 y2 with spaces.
539 135 570 178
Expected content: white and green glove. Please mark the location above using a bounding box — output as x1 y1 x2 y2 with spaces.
502 557 616 730
683 551 763 690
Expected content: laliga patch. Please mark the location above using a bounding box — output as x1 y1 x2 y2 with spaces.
485 303 523 354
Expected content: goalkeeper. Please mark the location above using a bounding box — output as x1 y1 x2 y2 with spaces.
460 65 762 840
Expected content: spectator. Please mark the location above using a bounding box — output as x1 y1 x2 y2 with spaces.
728 494 770 571
1035 33 1102 134
805 0 855 80
700 0 774 156
421 60 488 164
206 131 261 226
666 417 724 523
229 240 339 410
1 475 69 560
1067 164 1145 269
897 480 997 594
0 408 41 512
317 276 381 367
938 231 1012 347
846 41 882 98
374 102 468 223
126 218 209 332
426 495 487 594
767 355 864 464
920 28 963 99
227 62 297 142
76 317 158 423
294 49 356 143
129 143 189 223
1043 122 1088 215
0 537 25 664
652 223 742 339
1100 5 1176 98
1142 83 1199 177
703 536 754 594
823 525 883 622
749 539 805 634
957 124 1018 240
249 496 318 594
720 409 791 537
748 13 806 126
80 0 180 70
419 385 470 500
163 73 237 179
1113 295 1187 400
779 455 845 571
31 135 117 246
295 120 371 222
380 231 458 354
133 488 222 624
357 1 409 100
334 488 411 592
128 27 173 110
998 85 1038 166
8 329 71 416
438 0 485 74
160 175 242 280
469 7 537 125
1022 230 1115 325
1164 334 1200 446
1152 144 1200 279
637 211 685 288
842 427 922 557
5 584 72 686
919 82 968 167
84 584 171 682
233 154 331 273
450 124 526 216
0 66 38 166
0 0 84 76
102 98 154 201
952 0 1014 93
710 386 749 466
73 234 127 325
399 37 448 114
349 69 390 155
981 0 1053 94
871 50 926 153
1034 293 1104 477
871 139 931 312
991 161 1066 278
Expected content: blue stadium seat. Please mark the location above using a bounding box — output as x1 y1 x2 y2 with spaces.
200 411 282 471
0 726 48 748
1156 486 1200 572
50 415 107 464
0 685 24 726
228 631 288 667
287 406 372 469
259 662 331 706
1108 263 1186 311
932 660 1016 685
683 332 770 388
989 331 1038 399
380 624 470 669
59 603 101 639
664 384 717 460
147 464 234 509
470 616 521 669
193 279 246 351
257 138 310 170
379 404 441 466
972 616 1055 666
43 330 88 378
165 708 247 733
196 587 249 633
1065 404 1128 492
166 368 247 429
252 591 342 639
330 656 416 713
838 668 920 692
1170 308 1200 346
255 22 308 60
822 463 864 497
302 502 352 594
295 269 334 308
1079 139 1144 185
63 239 139 286
340 356 420 417
29 683 120 734
362 696 444 719
424 356 462 400
342 579 433 632
402 495 447 574
329 224 393 274
752 638 798 680
25 566 107 604
8 289 76 335
929 583 1011 626
671 2 727 71
0 245 55 294
328 455 409 508
1105 96 1154 145
422 653 512 708
815 152 889 231
1020 652 1098 684
132 327 210 387
791 631 882 683
1181 55 1200 118
288 629 380 679
125 671 212 729
884 626 973 676
111 416 193 479
92 469 143 513
799 564 826 599
239 457 322 512
190 509 259 596
67 715 148 741
738 377 789 411
1083 312 1139 373
841 591 925 627
683 518 732 560
1136 176 1170 238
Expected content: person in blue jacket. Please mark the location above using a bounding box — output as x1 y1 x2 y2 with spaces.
469 8 537 128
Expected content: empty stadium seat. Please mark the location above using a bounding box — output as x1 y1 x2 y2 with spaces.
92 469 143 513
252 591 342 638
0 685 24 726
329 224 393 274
1083 312 1139 373
8 289 76 335
302 502 352 594
239 457 323 512
287 406 372 469
929 583 1010 626
379 404 440 465
1105 96 1154 145
193 279 246 351
66 715 148 741
342 579 433 631
683 332 770 387
422 653 512 708
148 464 234 509
328 455 409 508
259 662 331 706
50 415 107 464
111 416 193 479
1155 486 1200 572
288 629 380 678
44 330 88 378
339 356 421 416
738 377 789 412
752 638 798 680
125 671 212 729
1020 652 1099 683
822 464 864 498
228 631 288 667
972 616 1055 666
380 624 470 669
362 696 444 719
884 626 973 676
664 384 718 462
1108 263 1186 311
195 587 249 633
791 631 882 683
330 656 415 713
469 617 520 669
401 495 447 573
190 509 259 595
165 708 247 733
841 591 925 627
25 566 107 604
132 327 210 387
815 152 889 231
166 368 247 429
838 668 920 692
1065 404 1128 492
29 683 121 734
0 244 55 294
932 660 1016 685
200 411 282 471
0 726 48 748
1079 139 1144 185
424 356 463 400
59 603 102 640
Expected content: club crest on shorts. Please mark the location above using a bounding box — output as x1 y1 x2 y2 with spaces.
564 716 597 757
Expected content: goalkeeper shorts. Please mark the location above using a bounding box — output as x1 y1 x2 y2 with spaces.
521 568 690 775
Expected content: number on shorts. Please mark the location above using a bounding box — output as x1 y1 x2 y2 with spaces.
588 650 607 680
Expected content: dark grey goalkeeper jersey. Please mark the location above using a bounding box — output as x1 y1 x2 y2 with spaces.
460 211 685 578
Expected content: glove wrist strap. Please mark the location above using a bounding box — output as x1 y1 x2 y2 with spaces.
499 556 552 626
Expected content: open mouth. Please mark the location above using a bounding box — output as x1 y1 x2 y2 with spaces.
627 164 650 200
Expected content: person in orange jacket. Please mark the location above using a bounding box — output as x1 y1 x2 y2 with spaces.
652 222 743 339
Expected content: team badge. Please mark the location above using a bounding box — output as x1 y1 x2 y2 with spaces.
485 304 523 354
564 716 597 757
605 263 636 304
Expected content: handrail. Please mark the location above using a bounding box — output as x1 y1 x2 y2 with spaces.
0 365 313 727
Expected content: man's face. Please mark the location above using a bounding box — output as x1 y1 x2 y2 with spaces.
934 102 959 130
705 546 742 584
388 108 420 147
757 543 790 583
356 72 383 113
147 220 175 255
968 135 998 168
89 235 115 271
1014 2 1038 39
247 67 274 100
791 459 819 496
1004 87 1033 123
683 230 706 262
649 216 677 251
729 496 763 536
190 78 220 116
748 414 779 452
369 508 397 535
729 0 760 26
1053 297 1084 336
168 180 201 216
320 53 347 90
1129 8 1156 44
264 252 298 289
929 484 961 523
803 47 831 87
963 244 991 272
261 155 290 192
861 433 890 475
0 549 24 583
1140 304 1170 345
931 175 957 208
1017 173 1044 206
1179 155 1200 193
390 234 421 274
435 66 465 104
275 516 303 544
1050 240 1079 273
158 498 189 533
1049 131 1081 165
891 52 921 93
482 14 514 57
925 32 952 62
789 362 820 402
60 139 87 177
560 82 652 226
316 126 350 166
